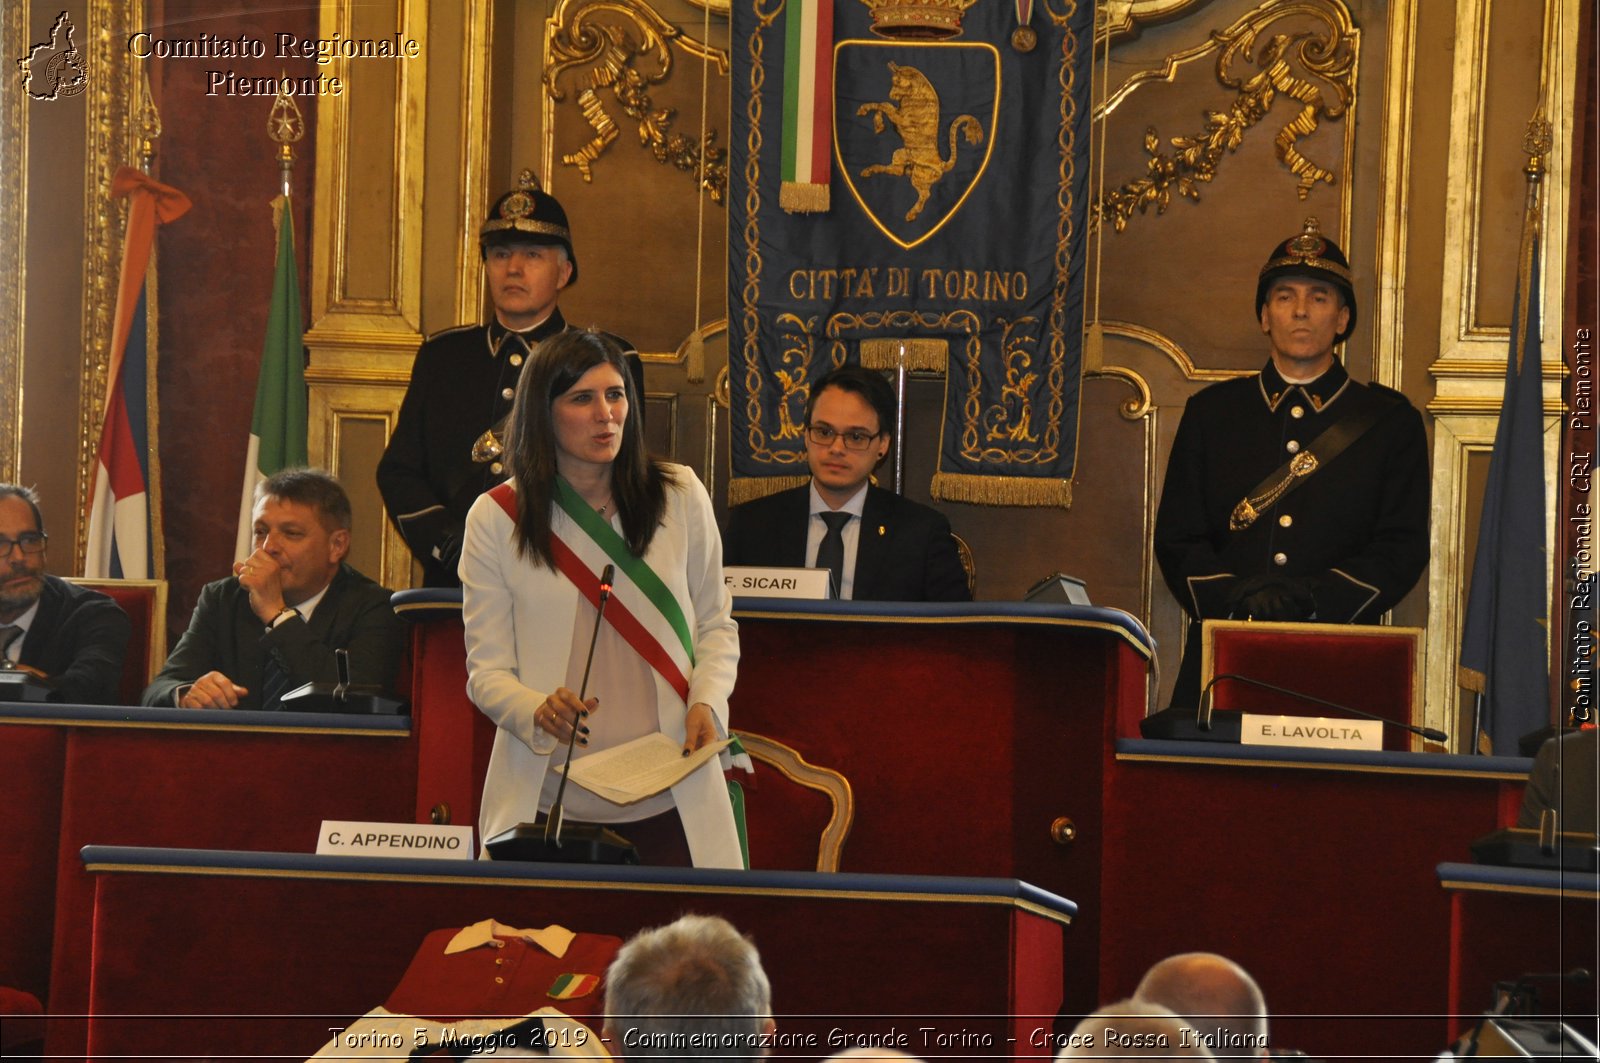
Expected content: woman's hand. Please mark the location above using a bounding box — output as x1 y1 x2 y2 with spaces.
538 686 596 745
683 702 717 755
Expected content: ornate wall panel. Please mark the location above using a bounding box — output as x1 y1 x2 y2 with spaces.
1425 0 1580 747
305 0 440 591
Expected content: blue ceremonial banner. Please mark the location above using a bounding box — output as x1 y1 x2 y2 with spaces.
728 0 1092 506
1458 224 1550 754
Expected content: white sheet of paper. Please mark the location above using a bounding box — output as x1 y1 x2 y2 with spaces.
556 733 731 805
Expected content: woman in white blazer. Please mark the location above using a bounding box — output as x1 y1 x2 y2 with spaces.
459 330 741 867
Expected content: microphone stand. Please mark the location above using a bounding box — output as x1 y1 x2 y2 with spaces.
544 564 613 847
1198 671 1449 745
486 563 639 864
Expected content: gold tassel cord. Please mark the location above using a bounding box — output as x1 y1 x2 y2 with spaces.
727 474 811 506
930 472 1072 508
858 338 949 372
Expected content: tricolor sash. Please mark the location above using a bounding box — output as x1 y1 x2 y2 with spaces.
489 482 695 703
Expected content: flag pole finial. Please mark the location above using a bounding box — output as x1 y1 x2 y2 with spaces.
135 67 162 173
1522 112 1552 182
268 75 307 198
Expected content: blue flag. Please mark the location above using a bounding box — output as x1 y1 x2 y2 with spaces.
1458 231 1550 753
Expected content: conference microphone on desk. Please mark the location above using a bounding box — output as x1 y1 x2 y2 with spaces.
486 562 640 865
1196 672 1450 745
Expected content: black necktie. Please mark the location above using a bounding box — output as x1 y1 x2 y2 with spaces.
0 624 21 665
815 511 851 599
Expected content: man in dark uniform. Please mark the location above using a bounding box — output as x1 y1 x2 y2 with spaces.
0 483 130 704
377 170 643 586
723 365 971 602
1154 218 1430 706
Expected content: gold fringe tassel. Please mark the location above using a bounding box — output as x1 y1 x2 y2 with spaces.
779 181 831 214
684 330 706 384
930 473 1073 509
858 338 949 373
727 474 811 506
1457 665 1487 695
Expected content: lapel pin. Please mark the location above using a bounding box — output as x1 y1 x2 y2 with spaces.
878 525 886 536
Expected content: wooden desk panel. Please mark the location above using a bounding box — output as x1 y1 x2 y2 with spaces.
79 848 1073 1063
0 706 418 1062
1100 741 1530 1060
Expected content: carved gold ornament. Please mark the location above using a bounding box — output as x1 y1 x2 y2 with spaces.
1095 0 1357 232
545 0 730 203
857 0 979 40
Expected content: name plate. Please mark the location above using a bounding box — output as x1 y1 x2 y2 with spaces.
1240 714 1383 751
316 820 474 860
724 565 832 599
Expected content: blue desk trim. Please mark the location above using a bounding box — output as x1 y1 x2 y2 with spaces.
1115 738 1532 780
732 598 1153 656
1436 861 1600 898
78 845 1076 923
395 588 1154 657
0 702 411 737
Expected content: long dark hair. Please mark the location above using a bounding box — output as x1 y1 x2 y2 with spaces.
503 329 670 566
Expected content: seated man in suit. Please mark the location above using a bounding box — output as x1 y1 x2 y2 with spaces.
142 468 403 711
723 365 971 601
0 483 130 704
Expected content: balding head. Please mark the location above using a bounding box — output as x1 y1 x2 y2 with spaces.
1055 1000 1214 1060
1133 953 1268 1060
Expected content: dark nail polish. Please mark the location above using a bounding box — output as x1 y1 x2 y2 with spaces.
579 725 590 736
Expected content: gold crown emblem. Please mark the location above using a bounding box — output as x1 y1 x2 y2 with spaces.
859 0 977 40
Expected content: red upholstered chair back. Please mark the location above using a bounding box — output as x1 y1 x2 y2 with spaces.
65 578 168 705
1200 619 1429 750
737 732 853 871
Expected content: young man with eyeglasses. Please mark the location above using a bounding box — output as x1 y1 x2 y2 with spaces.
0 483 131 704
723 365 971 601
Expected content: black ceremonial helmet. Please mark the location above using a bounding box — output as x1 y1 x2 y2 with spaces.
1255 217 1356 343
479 169 579 284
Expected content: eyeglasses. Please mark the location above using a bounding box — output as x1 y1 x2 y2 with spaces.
806 424 881 451
0 532 47 557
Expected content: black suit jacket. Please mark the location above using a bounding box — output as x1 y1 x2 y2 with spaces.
724 483 971 602
376 311 645 587
140 563 404 711
12 575 131 705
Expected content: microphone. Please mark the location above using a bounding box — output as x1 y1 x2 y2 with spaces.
486 563 639 864
1198 671 1449 744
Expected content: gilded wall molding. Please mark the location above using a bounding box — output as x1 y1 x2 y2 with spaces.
304 0 428 343
73 0 141 569
1096 0 1209 45
1093 0 1358 232
454 0 493 325
542 0 731 202
0 2 28 482
1100 320 1254 384
1435 0 1575 361
1369 0 1417 392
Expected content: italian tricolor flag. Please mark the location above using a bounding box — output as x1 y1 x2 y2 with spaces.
779 0 834 213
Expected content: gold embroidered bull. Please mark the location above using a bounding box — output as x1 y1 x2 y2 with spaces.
857 63 984 223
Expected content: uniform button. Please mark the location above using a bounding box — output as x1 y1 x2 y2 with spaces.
510 354 523 367
495 957 505 966
501 387 515 400
1278 514 1293 528
492 940 505 949
1290 405 1304 419
490 462 503 475
1273 552 1288 566
1286 440 1300 454
495 976 505 984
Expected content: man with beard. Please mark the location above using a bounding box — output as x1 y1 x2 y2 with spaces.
0 483 130 704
